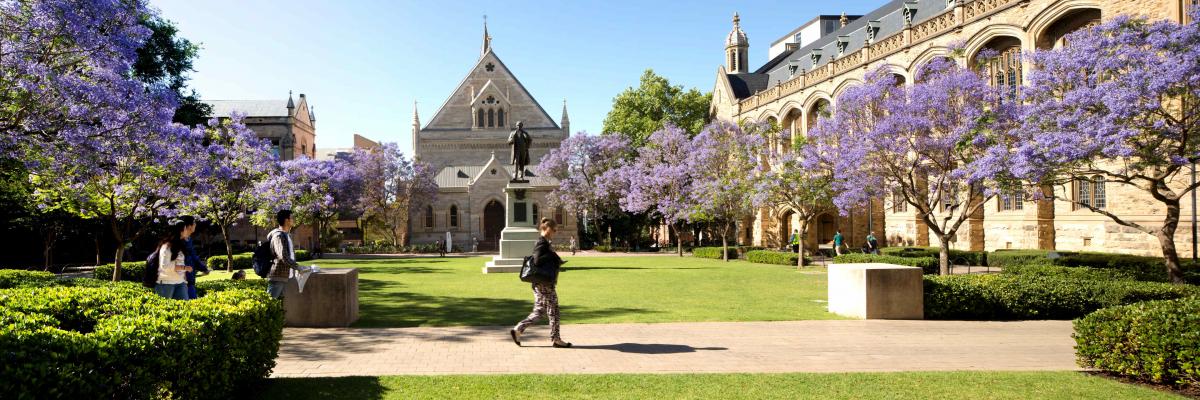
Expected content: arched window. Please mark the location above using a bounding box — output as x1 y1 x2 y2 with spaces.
425 205 434 228
488 109 495 127
978 38 1022 99
449 205 459 227
497 108 505 127
532 203 539 223
476 108 485 128
554 207 564 225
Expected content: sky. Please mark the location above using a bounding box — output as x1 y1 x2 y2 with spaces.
154 0 882 155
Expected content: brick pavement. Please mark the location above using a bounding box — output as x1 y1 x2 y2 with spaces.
273 320 1077 377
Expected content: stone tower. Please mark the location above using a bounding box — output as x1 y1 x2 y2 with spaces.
726 12 749 73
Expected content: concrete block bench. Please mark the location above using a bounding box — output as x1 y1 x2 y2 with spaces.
284 268 359 327
827 263 923 319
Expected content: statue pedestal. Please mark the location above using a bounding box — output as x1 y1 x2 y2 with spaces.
484 181 539 273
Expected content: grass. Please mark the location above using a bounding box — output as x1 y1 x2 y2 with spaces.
241 371 1184 399
199 255 837 327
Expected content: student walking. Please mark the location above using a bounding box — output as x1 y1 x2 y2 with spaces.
154 218 195 300
833 230 845 256
178 216 209 300
789 229 800 253
267 210 303 300
511 218 571 348
570 236 577 256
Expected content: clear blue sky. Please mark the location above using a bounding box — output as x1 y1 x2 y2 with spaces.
154 0 881 154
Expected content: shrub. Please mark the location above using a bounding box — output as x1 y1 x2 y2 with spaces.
295 249 313 261
207 252 254 270
692 246 738 259
593 245 626 253
989 249 1197 282
1001 264 1139 281
833 253 939 274
195 279 268 297
881 247 987 266
0 270 60 289
1074 297 1200 388
92 261 147 282
922 274 1198 320
743 250 811 266
0 285 283 399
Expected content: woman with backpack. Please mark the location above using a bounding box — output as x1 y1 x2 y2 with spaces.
154 217 195 300
510 218 571 348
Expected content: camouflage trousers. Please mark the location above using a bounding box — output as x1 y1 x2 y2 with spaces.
514 282 560 341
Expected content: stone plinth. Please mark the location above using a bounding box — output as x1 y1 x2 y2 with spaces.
827 263 923 319
484 181 539 273
284 268 359 327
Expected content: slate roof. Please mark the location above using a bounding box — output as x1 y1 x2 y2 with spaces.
434 165 557 188
726 73 771 99
207 100 293 118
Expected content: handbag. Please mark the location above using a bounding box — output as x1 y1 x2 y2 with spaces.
519 255 554 284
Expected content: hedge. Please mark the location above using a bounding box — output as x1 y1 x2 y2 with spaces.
0 283 283 399
195 279 268 297
743 250 812 266
922 274 1198 320
833 253 939 274
208 252 254 270
1000 264 1140 281
1074 297 1200 388
93 260 147 281
987 249 1197 282
880 247 988 266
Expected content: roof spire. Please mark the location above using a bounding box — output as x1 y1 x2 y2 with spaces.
481 15 491 56
412 100 420 128
286 90 295 110
560 98 570 134
733 12 740 27
840 12 849 27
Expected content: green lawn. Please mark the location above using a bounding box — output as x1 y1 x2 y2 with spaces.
200 255 837 327
241 372 1183 399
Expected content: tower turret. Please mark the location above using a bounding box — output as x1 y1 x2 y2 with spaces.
726 12 749 73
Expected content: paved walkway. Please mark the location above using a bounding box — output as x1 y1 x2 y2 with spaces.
273 320 1077 377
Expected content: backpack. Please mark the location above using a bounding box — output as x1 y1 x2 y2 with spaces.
141 250 160 288
252 231 280 278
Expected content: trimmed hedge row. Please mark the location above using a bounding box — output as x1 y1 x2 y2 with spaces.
987 249 1189 282
743 250 811 266
922 274 1198 320
1000 264 1140 281
880 247 988 266
92 260 147 281
1074 297 1200 388
0 283 283 399
692 246 738 259
208 253 254 270
833 253 939 274
195 279 268 297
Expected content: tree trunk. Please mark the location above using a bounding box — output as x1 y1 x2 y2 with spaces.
938 239 951 276
674 223 683 257
112 246 125 282
221 224 235 272
94 236 101 266
721 222 730 262
798 219 810 268
42 228 57 272
1158 201 1185 283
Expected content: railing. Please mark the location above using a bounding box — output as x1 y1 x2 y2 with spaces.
736 0 1022 113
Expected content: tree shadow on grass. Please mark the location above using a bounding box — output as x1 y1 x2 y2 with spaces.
320 258 452 266
571 343 728 354
565 266 708 271
351 265 448 275
241 376 386 400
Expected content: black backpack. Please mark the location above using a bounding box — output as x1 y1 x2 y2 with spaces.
519 255 554 284
141 250 160 288
252 232 280 278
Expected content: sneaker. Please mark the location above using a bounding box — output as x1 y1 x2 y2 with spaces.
509 329 521 347
551 339 572 348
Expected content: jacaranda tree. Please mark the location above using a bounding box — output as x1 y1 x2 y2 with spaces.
809 61 1018 275
689 121 767 261
1016 12 1200 283
184 115 276 271
353 143 437 246
537 133 634 242
754 133 835 267
621 124 697 256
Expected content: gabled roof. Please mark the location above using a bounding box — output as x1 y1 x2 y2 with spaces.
208 100 291 118
434 154 558 189
425 50 559 130
726 73 771 99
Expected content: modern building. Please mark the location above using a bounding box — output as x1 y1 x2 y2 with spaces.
710 0 1199 257
411 22 576 251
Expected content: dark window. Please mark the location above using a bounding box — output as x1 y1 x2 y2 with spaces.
892 190 908 213
425 206 434 228
532 203 539 223
449 205 459 227
987 46 1022 99
497 108 505 127
477 108 485 128
999 191 1024 211
487 109 495 127
554 207 564 225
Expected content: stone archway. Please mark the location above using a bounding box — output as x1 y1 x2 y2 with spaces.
481 200 504 252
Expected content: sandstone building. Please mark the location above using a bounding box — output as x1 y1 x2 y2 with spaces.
411 23 576 251
710 0 1199 257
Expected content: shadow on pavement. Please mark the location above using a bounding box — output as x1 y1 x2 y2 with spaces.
572 343 728 354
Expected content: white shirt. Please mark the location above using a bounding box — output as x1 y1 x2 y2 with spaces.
157 243 186 284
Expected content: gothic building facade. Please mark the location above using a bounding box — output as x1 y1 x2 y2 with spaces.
710 0 1198 257
411 24 576 250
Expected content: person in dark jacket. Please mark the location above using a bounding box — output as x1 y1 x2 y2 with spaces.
510 218 570 348
179 216 209 299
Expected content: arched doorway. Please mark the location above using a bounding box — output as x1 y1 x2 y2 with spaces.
779 210 794 249
481 200 504 252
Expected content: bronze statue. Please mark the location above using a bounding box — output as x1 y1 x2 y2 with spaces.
507 121 532 181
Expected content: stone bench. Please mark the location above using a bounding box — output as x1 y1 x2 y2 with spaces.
283 268 359 327
827 263 923 319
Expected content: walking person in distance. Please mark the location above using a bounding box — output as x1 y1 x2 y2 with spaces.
267 210 303 300
154 218 195 300
510 218 571 348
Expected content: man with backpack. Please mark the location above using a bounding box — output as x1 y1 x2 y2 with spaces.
265 210 303 300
